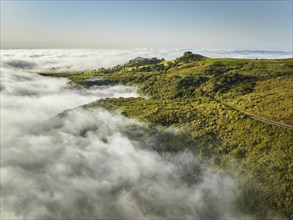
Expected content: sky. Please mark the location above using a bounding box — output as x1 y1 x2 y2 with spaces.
0 0 292 50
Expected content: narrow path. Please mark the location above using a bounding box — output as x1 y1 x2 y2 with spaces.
208 95 293 129
232 108 293 129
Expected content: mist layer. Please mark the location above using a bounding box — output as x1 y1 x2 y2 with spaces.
0 49 279 219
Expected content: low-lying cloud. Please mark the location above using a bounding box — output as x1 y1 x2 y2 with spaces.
1 49 291 72
2 107 244 219
1 49 284 219
1 49 172 72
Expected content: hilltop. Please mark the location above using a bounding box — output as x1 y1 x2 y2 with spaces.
46 52 293 219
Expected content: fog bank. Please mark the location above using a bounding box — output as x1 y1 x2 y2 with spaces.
0 49 271 219
2 107 246 219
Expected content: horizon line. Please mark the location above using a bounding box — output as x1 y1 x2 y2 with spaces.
0 48 292 53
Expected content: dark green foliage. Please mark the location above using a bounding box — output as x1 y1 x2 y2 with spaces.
126 57 163 67
208 73 257 95
204 61 229 75
79 79 119 87
177 51 206 62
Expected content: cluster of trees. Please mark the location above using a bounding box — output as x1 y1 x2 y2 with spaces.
177 51 206 62
126 57 164 67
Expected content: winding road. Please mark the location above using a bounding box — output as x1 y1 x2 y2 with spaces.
232 108 293 129
209 95 293 129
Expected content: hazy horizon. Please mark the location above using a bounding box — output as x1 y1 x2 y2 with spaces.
1 1 292 50
1 48 293 52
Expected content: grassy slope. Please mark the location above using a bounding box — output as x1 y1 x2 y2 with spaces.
50 52 293 218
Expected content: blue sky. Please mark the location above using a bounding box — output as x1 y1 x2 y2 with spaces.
1 0 292 50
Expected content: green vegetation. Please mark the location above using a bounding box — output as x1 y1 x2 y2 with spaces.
49 52 293 219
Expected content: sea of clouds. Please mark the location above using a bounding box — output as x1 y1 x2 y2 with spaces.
1 48 291 72
1 48 288 219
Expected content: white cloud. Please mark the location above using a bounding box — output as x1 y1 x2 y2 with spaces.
1 107 246 219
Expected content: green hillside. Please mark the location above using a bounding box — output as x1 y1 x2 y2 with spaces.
47 52 293 219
